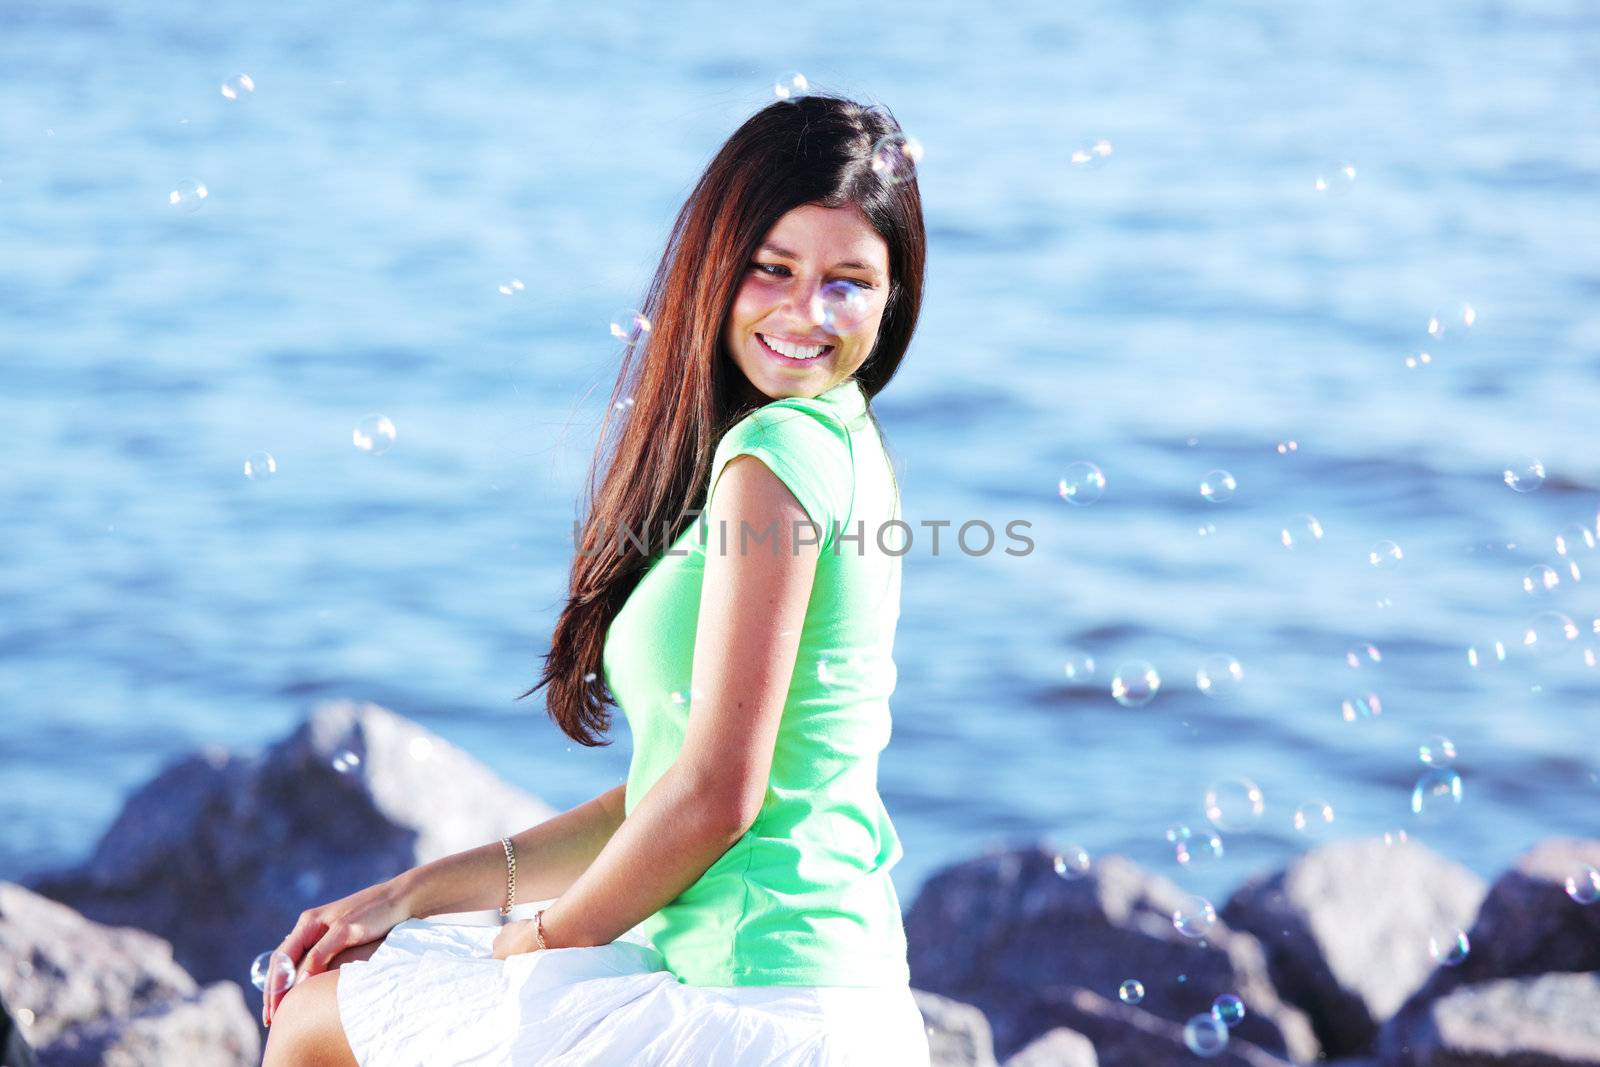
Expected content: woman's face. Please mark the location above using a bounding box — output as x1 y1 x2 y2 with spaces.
722 202 891 402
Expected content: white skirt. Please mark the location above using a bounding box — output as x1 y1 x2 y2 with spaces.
335 897 932 1067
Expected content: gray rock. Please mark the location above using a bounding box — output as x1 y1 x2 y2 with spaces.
904 844 1319 1063
1 980 39 1067
39 984 259 1067
22 699 558 1008
1406 972 1600 1066
1379 838 1600 1066
1004 985 1293 1067
0 882 256 1067
915 988 999 1067
1221 836 1487 1056
1002 1025 1098 1067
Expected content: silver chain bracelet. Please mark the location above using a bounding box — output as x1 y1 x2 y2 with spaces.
499 835 518 922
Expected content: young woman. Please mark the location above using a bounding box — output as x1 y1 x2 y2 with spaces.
262 91 929 1066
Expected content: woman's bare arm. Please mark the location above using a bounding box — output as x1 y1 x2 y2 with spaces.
393 782 628 917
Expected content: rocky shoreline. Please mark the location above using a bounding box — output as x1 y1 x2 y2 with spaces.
1 699 1595 1066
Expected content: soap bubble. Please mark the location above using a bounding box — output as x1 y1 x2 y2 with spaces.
243 451 277 481
1173 895 1216 939
1175 829 1224 867
1427 927 1470 966
1195 654 1244 698
497 278 525 296
352 413 397 455
808 279 873 333
1345 643 1383 669
1275 439 1299 455
1111 661 1161 707
1280 513 1324 550
1404 350 1433 370
168 178 209 212
250 950 296 995
1052 844 1091 880
1183 1012 1230 1056
1418 735 1457 768
772 71 810 101
1204 778 1265 832
1118 978 1145 1005
609 308 652 346
1199 470 1237 503
1369 541 1404 568
1555 524 1597 558
869 133 923 185
1211 994 1246 1027
220 73 256 100
1522 611 1579 658
331 749 361 774
1426 302 1477 346
1466 638 1508 669
1522 564 1561 597
1292 801 1335 837
1503 457 1546 493
1565 864 1600 904
1411 768 1463 822
1068 139 1114 168
1062 650 1097 685
1312 161 1357 196
1340 693 1383 722
1057 462 1107 506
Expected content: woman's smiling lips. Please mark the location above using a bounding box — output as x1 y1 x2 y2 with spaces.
756 332 833 365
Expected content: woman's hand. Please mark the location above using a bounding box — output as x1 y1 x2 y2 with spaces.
263 878 414 1026
491 918 547 961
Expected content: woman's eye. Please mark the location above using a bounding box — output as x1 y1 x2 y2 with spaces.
750 263 873 289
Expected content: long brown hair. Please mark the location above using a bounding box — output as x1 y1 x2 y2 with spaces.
519 93 927 746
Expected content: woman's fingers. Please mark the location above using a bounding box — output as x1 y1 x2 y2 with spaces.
264 911 326 1026
300 922 365 983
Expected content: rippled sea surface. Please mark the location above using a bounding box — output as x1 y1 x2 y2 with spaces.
3 0 1598 911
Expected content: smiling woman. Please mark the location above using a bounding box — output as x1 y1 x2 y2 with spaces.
267 91 930 1067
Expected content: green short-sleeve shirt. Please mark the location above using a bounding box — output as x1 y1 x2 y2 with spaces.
601 376 910 987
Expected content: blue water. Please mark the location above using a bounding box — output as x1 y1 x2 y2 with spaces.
3 1 1598 916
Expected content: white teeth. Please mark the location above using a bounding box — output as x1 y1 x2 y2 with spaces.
760 333 827 360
